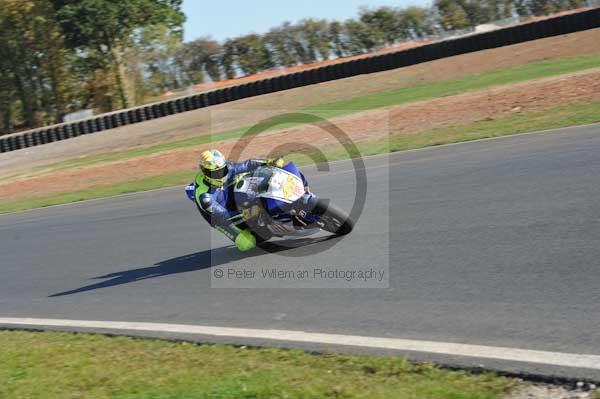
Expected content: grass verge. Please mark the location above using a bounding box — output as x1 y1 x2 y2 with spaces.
1 101 599 215
0 170 195 214
0 330 515 399
303 54 600 118
18 54 600 176
306 100 600 162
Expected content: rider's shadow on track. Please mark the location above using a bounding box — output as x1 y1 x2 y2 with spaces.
49 236 340 298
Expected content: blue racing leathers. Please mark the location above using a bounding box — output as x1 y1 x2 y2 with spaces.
188 159 267 243
185 159 310 248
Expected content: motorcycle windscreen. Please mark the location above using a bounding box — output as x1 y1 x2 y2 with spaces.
257 167 304 204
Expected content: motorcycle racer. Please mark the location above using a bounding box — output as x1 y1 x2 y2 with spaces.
185 149 312 251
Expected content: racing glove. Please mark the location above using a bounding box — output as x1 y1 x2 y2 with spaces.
267 157 285 168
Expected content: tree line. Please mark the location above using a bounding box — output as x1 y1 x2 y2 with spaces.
0 0 591 134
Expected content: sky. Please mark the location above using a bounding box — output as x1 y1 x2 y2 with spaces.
182 0 431 42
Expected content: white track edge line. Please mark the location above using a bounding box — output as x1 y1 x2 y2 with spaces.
1 317 599 369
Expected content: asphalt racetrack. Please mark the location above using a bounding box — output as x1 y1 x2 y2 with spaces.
1 124 600 380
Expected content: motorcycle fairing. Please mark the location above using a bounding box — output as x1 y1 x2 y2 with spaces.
257 167 304 204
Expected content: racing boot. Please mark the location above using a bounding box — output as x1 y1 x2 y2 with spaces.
234 229 256 251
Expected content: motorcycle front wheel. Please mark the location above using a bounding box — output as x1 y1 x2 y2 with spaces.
311 199 354 236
